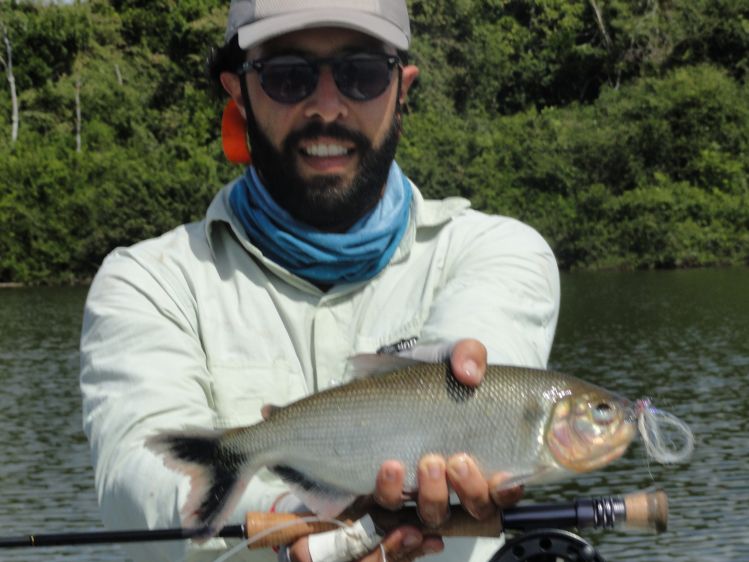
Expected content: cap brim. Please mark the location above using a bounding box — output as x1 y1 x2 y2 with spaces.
237 9 409 51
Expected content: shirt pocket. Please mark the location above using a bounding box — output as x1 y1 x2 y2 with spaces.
210 359 306 427
353 315 424 355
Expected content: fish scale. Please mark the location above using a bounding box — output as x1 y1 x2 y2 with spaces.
149 361 636 533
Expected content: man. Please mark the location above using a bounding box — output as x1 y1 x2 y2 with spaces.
80 1 560 561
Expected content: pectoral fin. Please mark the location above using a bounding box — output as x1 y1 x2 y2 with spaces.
493 465 562 491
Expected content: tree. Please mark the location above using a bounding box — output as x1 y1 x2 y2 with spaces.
0 20 19 143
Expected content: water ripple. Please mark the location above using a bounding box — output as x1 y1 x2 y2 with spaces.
1 270 748 561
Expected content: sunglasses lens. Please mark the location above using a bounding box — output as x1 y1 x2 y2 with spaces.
335 55 394 100
260 57 317 103
255 54 396 103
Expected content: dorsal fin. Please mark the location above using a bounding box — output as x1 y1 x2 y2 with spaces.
346 353 424 379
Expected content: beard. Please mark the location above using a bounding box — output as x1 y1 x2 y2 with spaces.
245 106 401 231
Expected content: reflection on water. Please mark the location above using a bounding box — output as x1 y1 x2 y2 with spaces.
0 287 129 561
0 269 747 562
538 268 749 561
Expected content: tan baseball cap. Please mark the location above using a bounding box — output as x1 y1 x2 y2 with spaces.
225 0 411 51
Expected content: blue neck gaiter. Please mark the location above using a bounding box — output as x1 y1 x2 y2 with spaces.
229 162 413 285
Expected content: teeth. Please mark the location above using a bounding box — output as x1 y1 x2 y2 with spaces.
304 144 349 157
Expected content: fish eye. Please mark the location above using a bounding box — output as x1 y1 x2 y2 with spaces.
592 402 615 424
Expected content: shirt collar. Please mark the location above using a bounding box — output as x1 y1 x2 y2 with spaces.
204 170 471 280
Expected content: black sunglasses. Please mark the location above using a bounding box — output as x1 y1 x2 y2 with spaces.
236 52 400 104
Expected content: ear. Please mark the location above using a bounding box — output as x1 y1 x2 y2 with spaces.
220 71 247 119
399 65 420 105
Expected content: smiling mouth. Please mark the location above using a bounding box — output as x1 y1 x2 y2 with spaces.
298 140 357 173
301 143 354 158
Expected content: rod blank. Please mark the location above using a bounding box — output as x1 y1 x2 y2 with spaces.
0 525 244 548
0 489 667 549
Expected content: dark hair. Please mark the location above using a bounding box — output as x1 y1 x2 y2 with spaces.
206 35 410 99
206 35 245 98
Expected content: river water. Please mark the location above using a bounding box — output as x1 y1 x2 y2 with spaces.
0 268 747 561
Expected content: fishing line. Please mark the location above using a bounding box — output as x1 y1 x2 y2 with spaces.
211 516 349 562
636 399 694 464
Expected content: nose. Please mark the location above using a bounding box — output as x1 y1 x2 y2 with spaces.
303 65 348 123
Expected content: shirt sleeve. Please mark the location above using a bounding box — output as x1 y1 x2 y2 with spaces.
419 211 560 368
80 246 284 562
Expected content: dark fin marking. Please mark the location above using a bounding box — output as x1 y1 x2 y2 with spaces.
271 464 351 498
146 430 249 538
271 464 357 517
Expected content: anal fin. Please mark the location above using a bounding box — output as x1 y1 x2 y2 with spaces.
271 465 357 518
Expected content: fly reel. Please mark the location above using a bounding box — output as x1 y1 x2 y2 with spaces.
489 529 605 562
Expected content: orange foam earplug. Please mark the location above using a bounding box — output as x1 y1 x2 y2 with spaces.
221 99 252 164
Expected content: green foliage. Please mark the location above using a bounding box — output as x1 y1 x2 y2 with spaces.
400 62 749 270
399 0 749 272
0 0 230 283
0 0 747 283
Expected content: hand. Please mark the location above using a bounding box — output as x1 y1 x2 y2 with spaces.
375 339 523 526
284 339 522 560
375 457 523 527
285 527 443 562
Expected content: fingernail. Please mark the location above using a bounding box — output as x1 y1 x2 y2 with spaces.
463 359 478 378
403 533 420 548
427 461 441 480
383 467 396 481
452 456 470 478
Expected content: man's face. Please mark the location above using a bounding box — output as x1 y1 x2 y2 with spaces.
223 28 419 231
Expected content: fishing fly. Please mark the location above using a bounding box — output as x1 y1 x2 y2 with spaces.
635 399 694 464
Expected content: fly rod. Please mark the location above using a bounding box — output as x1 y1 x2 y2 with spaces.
0 488 667 549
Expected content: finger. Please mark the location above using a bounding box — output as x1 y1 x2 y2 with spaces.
374 460 406 510
387 536 445 562
260 404 281 420
419 535 445 558
446 454 495 520
450 339 487 387
417 455 449 527
370 527 422 562
488 472 525 509
287 537 312 562
377 528 444 562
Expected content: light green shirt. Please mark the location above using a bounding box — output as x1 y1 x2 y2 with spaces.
80 179 560 562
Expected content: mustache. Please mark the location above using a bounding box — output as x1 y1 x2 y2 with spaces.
283 122 371 153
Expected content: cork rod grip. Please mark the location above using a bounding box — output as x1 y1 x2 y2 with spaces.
244 512 342 548
244 507 503 549
623 489 669 533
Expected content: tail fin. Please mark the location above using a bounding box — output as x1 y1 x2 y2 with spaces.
146 429 250 538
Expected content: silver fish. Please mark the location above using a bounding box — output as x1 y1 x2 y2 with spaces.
148 361 637 534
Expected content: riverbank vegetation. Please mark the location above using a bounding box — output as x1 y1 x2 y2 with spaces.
1 0 747 283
